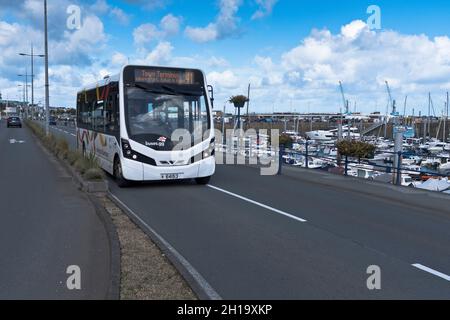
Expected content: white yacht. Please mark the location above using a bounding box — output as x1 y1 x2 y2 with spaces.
305 130 335 141
306 126 360 141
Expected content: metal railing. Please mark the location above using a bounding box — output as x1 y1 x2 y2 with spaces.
217 141 450 187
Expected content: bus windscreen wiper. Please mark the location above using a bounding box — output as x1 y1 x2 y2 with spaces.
160 85 203 97
133 83 177 96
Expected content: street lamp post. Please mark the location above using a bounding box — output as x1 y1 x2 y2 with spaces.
44 0 50 135
17 71 29 103
19 44 45 119
17 84 30 104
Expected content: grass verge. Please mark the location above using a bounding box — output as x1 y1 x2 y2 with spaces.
25 120 104 181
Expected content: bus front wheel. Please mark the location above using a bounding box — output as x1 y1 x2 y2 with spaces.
195 176 211 185
114 157 130 188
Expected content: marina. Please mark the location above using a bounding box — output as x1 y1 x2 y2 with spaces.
217 111 450 195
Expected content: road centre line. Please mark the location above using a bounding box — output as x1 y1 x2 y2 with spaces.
207 184 307 223
412 264 450 281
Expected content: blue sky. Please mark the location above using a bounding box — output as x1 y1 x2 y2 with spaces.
1 0 450 115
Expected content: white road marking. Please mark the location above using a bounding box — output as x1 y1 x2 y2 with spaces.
109 192 222 300
412 264 450 281
9 139 25 144
207 184 307 223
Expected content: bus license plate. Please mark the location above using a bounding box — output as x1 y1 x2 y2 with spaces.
161 173 180 180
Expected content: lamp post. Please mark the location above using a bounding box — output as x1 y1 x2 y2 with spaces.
19 44 45 119
44 0 50 135
17 72 29 103
17 84 30 104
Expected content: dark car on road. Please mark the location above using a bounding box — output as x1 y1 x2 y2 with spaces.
7 117 22 128
49 116 57 126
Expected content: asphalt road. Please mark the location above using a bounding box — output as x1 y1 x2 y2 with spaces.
0 121 111 299
50 122 450 299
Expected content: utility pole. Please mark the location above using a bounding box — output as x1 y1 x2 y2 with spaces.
338 81 346 141
428 93 432 139
31 43 34 111
17 71 29 103
403 96 408 125
44 0 50 135
222 104 226 145
18 85 25 104
246 83 251 129
445 92 449 143
19 44 44 119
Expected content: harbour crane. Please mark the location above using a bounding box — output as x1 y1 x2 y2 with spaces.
385 81 396 115
339 81 349 115
403 95 408 125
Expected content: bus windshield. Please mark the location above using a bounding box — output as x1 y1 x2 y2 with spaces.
125 84 210 149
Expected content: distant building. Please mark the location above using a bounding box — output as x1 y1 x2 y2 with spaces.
0 99 22 117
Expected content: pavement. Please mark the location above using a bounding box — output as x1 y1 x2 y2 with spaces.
48 122 450 299
0 120 112 299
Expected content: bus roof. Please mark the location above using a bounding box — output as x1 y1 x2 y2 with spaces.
78 65 207 93
79 74 120 93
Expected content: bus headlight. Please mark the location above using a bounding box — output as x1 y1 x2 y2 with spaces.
122 139 137 160
121 139 157 166
203 139 216 158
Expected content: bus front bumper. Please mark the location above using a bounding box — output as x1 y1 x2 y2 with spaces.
121 156 216 182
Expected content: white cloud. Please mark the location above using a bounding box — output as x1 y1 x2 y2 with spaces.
90 0 110 14
0 21 19 46
124 0 169 11
133 14 182 46
185 0 242 43
133 23 162 45
181 20 450 113
185 24 218 43
112 52 128 66
207 56 229 68
110 7 130 26
341 20 367 39
91 1 131 26
207 70 239 89
160 14 181 36
137 41 174 66
0 5 109 107
252 0 278 20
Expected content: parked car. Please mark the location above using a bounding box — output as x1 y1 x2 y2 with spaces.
7 117 22 128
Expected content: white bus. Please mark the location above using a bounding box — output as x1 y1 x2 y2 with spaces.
76 65 216 187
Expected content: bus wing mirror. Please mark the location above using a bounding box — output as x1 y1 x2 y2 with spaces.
207 85 214 109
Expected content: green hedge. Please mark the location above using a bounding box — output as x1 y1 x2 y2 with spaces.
24 120 104 181
337 140 376 159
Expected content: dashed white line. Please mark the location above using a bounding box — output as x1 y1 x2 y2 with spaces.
207 184 307 223
412 264 450 281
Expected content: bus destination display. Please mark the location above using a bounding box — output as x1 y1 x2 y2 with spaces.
134 69 196 85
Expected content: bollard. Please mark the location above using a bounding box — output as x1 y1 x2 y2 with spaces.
396 151 402 186
278 145 284 175
345 156 349 176
256 131 260 153
305 141 309 169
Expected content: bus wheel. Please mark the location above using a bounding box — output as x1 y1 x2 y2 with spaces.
195 176 211 185
114 157 130 188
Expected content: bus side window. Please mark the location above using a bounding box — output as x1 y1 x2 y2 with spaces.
105 95 114 132
114 93 120 131
106 91 119 134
